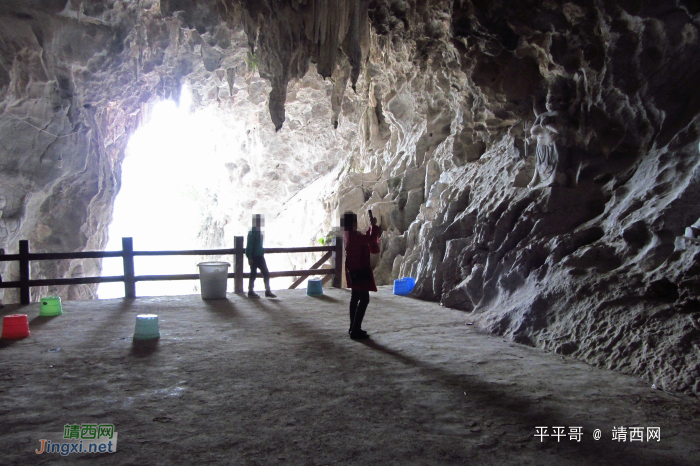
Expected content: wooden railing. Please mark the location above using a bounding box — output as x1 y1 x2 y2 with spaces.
0 236 343 304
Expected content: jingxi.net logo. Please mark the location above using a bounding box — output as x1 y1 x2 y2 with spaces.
35 424 118 456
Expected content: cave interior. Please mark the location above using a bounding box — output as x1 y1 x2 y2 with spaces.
1 0 700 463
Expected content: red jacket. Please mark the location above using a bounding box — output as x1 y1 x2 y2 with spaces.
344 225 380 292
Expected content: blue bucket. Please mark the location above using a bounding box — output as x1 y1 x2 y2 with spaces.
393 277 416 295
307 278 323 296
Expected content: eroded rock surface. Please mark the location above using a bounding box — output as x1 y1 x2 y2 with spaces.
332 0 700 395
1 1 700 394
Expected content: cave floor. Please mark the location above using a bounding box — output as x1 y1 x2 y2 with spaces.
0 286 699 466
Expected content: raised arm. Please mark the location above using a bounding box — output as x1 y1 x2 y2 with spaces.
353 220 381 254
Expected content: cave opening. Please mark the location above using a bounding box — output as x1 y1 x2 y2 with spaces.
98 86 212 298
98 84 311 298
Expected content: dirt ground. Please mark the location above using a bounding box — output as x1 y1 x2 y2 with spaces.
1 286 699 465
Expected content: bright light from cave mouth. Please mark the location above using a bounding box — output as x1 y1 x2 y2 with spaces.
98 86 233 299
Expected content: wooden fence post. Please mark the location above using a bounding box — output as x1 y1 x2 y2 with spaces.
122 237 136 298
19 240 30 304
332 236 343 288
234 236 244 293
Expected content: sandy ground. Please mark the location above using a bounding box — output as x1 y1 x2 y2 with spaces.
0 286 699 465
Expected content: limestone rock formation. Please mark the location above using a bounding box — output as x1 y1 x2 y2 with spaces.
1 0 700 395
340 0 700 396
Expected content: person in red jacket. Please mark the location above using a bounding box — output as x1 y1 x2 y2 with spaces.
342 210 381 340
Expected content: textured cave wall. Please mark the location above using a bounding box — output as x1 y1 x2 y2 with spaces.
329 0 700 394
0 2 136 302
229 0 700 393
1 0 700 395
0 0 243 301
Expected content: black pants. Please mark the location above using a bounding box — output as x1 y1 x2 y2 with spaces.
349 290 370 332
248 256 271 291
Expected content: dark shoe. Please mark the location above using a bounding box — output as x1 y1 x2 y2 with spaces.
350 330 369 340
248 291 260 298
265 290 277 298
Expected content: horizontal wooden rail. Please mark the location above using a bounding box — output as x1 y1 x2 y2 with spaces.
0 276 126 288
134 248 236 256
0 269 334 287
130 246 334 256
0 251 124 261
26 251 124 260
134 269 333 282
0 247 335 261
267 269 333 279
264 246 334 254
134 273 202 282
0 236 344 303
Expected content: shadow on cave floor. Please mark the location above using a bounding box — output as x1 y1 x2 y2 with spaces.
0 286 698 465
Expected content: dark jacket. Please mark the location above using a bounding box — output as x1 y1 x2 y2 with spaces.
245 228 264 258
344 224 380 292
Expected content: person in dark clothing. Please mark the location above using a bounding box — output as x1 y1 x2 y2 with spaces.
342 210 381 339
246 214 276 298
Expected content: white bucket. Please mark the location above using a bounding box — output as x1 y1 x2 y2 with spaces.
197 262 230 299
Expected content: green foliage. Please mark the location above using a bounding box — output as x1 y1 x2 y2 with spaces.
318 232 334 245
246 51 258 73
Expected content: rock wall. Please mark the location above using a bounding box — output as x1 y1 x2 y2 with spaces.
0 1 142 302
326 0 700 394
1 1 699 394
